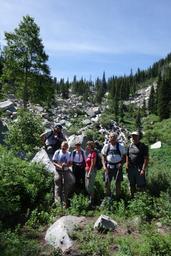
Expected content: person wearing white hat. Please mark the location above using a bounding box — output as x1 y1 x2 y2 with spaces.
126 131 149 197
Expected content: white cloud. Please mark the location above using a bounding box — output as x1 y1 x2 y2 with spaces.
1 0 171 79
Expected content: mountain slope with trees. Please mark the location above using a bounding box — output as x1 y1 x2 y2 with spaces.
0 15 171 256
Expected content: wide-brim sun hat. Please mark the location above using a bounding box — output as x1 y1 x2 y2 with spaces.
131 131 140 136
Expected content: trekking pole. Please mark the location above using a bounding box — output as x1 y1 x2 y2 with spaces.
61 170 65 210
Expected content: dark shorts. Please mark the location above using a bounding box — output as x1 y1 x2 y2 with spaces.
128 166 146 187
105 167 123 183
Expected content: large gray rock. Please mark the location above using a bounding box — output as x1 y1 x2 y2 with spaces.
45 215 86 252
0 99 16 112
86 107 101 117
31 148 56 173
82 119 92 126
94 215 118 232
68 134 87 150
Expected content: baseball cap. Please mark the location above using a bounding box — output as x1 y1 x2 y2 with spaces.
54 124 62 129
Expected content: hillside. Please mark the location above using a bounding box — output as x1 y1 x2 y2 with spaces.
1 25 171 254
0 85 171 255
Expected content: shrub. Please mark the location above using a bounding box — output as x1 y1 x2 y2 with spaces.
69 194 90 216
0 230 40 256
0 146 53 227
116 231 171 256
5 109 43 156
147 146 171 196
153 193 171 225
127 192 155 221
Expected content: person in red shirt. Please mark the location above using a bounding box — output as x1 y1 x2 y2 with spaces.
85 141 97 205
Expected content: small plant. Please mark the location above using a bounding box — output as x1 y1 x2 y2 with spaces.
68 194 90 216
128 192 155 221
74 224 115 256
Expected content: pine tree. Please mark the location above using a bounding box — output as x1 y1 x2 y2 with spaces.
135 108 142 132
2 15 51 107
95 78 103 104
148 85 156 114
158 68 171 120
102 71 107 94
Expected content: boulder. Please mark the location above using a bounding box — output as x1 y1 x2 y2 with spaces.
34 105 44 113
82 119 92 126
0 99 17 112
86 107 100 117
45 215 86 252
68 134 87 150
31 148 56 173
94 215 117 232
91 115 100 123
150 141 161 149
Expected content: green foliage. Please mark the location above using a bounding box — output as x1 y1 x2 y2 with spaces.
116 229 171 256
146 232 171 256
68 194 90 215
153 193 171 225
147 145 171 196
5 109 43 155
0 229 41 256
71 76 90 100
128 193 155 221
99 109 115 128
157 67 171 120
25 208 50 228
85 128 103 142
148 85 157 114
143 115 171 144
0 145 53 226
67 114 85 135
74 224 115 256
1 15 53 107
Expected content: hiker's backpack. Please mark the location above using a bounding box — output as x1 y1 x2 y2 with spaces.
106 142 121 157
94 149 103 170
45 130 63 152
106 142 126 164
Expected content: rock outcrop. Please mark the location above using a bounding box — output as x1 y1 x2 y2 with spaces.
45 215 86 252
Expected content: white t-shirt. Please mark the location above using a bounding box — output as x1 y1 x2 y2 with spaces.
101 143 126 166
71 149 86 163
52 150 71 170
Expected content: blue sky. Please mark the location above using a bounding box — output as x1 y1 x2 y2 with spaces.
1 0 171 81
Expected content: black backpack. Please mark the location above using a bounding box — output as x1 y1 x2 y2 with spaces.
94 149 103 170
45 130 63 152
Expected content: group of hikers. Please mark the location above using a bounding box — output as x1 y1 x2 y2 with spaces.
40 124 149 208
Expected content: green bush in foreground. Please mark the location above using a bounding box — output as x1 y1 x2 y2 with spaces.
0 146 53 226
0 230 41 256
